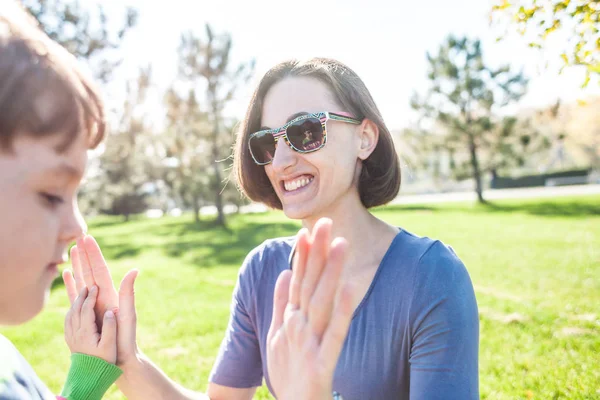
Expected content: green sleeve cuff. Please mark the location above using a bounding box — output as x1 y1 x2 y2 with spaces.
60 353 122 400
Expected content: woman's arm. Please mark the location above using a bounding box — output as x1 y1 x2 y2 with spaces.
408 242 479 400
115 352 210 400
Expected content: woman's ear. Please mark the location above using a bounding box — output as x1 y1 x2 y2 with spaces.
357 119 379 161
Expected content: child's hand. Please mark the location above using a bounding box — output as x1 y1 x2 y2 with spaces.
64 286 118 364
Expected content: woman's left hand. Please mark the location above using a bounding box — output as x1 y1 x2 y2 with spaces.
267 218 355 400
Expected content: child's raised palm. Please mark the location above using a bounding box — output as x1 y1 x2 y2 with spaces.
64 285 117 364
64 235 139 366
67 237 119 328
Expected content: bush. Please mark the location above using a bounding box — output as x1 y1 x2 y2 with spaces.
491 168 591 189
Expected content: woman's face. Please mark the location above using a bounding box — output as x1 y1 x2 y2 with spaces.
261 77 366 220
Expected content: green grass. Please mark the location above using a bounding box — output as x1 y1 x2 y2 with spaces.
2 195 599 399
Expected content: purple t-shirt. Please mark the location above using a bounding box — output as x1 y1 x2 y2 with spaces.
209 229 479 399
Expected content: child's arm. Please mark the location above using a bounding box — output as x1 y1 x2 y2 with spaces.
59 285 123 400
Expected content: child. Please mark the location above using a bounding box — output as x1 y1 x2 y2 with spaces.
0 3 123 399
0 4 356 400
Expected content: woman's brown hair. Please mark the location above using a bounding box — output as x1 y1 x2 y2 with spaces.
234 58 401 209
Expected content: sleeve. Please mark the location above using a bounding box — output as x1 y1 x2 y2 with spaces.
59 353 122 400
0 335 120 400
408 242 479 400
209 250 263 388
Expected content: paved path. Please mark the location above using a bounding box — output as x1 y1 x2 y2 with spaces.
392 184 600 205
189 184 600 217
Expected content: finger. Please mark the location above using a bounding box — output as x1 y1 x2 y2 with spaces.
285 308 307 345
71 286 88 330
84 236 116 302
300 218 332 314
308 237 348 338
289 229 310 308
77 238 96 289
267 270 292 344
99 310 117 355
118 269 139 350
319 282 355 374
70 246 84 292
82 286 99 334
63 269 78 305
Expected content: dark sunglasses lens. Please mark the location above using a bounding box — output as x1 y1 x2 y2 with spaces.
287 118 324 152
249 132 276 164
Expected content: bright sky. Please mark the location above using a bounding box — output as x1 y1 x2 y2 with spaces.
102 0 597 132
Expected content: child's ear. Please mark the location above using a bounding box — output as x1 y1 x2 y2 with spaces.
358 119 379 161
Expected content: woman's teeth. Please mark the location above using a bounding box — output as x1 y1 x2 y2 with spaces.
284 176 314 192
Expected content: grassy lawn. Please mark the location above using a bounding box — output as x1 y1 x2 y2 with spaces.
2 195 599 399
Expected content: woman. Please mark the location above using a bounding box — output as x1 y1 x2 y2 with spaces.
211 58 479 399
75 58 479 400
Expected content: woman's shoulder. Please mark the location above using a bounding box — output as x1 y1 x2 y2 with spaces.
393 230 475 309
390 229 469 282
237 235 296 281
246 236 296 264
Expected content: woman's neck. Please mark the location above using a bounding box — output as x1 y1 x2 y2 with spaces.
301 193 398 271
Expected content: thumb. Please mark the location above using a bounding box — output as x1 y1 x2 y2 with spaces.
267 269 292 344
117 269 139 351
98 310 117 362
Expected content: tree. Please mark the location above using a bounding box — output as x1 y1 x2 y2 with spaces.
491 0 599 87
20 0 137 82
410 35 543 203
177 24 254 226
98 67 153 221
530 98 600 170
563 98 600 169
162 87 212 223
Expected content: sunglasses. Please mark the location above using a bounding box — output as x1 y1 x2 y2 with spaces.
248 111 363 166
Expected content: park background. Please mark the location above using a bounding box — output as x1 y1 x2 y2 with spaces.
1 0 599 398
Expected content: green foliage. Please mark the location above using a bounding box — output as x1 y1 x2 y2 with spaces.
491 0 600 87
94 67 155 221
2 195 599 399
176 24 255 226
161 87 213 222
21 0 137 82
409 35 545 202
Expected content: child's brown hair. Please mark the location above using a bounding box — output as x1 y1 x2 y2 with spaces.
0 3 105 152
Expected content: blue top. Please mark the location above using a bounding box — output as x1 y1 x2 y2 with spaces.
209 229 479 399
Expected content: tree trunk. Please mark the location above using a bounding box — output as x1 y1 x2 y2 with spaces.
211 100 226 226
468 135 485 203
213 159 225 225
192 192 200 223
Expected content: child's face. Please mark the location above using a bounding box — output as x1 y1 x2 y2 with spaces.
0 131 88 325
